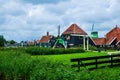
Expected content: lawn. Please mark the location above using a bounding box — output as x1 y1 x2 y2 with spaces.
35 51 108 65
34 50 120 80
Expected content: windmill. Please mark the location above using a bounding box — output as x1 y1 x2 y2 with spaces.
91 24 98 38
52 25 67 48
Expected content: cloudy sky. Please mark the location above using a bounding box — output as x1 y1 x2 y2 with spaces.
1 0 120 42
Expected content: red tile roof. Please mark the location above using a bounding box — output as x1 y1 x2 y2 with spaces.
28 41 34 45
35 40 40 44
93 38 105 45
93 37 116 45
116 40 120 45
106 37 116 45
106 26 120 39
106 25 120 44
39 35 52 43
93 25 120 45
62 24 87 35
117 35 120 43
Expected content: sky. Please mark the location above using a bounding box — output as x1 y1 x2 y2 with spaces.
1 0 120 42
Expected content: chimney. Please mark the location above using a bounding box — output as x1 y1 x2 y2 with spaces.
47 32 49 36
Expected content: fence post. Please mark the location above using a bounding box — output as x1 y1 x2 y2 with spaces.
95 58 98 68
78 59 81 71
110 55 113 67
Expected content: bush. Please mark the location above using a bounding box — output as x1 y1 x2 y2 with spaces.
0 47 26 53
25 47 85 55
89 46 98 51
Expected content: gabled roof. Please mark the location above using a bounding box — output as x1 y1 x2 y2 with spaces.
28 41 34 45
62 24 87 35
106 26 120 40
106 37 116 45
93 38 105 45
39 35 52 43
93 25 120 45
93 37 116 46
116 35 120 43
35 40 40 44
106 25 120 45
116 40 120 45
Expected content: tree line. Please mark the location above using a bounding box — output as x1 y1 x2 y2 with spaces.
0 35 16 47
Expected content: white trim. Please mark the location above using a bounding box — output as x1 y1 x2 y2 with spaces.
87 37 89 50
70 34 88 37
89 37 97 45
108 37 116 45
83 36 86 50
116 40 120 45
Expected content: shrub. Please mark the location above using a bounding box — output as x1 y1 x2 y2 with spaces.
25 47 85 55
0 47 26 53
89 46 98 51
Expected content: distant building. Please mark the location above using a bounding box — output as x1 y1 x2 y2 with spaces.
39 32 53 47
93 25 120 49
34 40 40 46
20 41 28 47
61 24 95 49
5 43 21 47
38 24 120 50
28 41 34 46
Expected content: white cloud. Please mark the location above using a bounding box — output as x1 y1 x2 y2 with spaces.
0 0 120 42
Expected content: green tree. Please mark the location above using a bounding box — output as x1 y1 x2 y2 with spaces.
0 35 6 47
10 40 16 44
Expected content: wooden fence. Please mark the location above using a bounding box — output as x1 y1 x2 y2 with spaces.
71 54 120 71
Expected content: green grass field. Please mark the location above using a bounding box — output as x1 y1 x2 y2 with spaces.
0 48 120 80
35 50 120 80
35 51 108 64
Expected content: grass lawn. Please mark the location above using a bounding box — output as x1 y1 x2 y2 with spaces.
33 51 109 65
32 50 120 80
0 48 120 80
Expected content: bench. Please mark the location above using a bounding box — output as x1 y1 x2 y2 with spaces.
71 54 120 71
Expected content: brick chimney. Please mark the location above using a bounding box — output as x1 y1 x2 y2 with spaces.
47 32 49 36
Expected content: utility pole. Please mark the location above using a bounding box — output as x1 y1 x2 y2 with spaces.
58 25 60 38
92 24 94 32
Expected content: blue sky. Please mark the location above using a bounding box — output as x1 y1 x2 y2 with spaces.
1 0 120 42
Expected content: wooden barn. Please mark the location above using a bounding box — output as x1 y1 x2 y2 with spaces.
61 24 95 50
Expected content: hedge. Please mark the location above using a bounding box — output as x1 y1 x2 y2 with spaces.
25 47 85 55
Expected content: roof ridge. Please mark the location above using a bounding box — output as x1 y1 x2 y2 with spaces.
62 23 87 35
106 25 120 35
74 24 75 33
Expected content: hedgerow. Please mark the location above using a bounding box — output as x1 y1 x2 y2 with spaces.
25 47 85 55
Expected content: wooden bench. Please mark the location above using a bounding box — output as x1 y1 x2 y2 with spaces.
71 54 120 71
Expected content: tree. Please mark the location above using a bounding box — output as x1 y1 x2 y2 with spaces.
9 40 16 44
0 35 6 47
